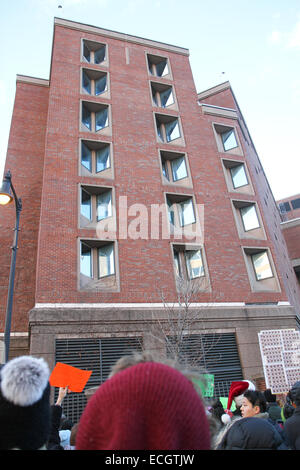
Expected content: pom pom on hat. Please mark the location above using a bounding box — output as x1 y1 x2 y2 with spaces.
0 355 50 406
0 355 51 450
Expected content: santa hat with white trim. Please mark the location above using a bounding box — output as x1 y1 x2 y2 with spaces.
221 380 256 424
0 355 51 449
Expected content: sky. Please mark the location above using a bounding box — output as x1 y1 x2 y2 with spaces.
0 0 299 201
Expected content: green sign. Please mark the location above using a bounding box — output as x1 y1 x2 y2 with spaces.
193 374 214 397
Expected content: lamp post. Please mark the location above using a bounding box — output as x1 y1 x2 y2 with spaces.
0 170 22 362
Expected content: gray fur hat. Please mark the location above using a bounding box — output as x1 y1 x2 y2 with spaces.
0 355 51 449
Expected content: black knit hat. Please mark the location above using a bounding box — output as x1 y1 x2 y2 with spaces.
290 381 300 406
0 355 51 450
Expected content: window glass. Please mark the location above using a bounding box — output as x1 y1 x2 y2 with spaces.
97 190 112 221
167 199 175 226
230 164 248 188
251 251 273 280
81 189 92 220
94 45 106 64
185 250 204 279
160 88 174 108
279 202 291 213
171 156 187 181
161 161 169 180
157 123 164 142
156 59 169 77
165 119 180 142
83 44 91 63
82 70 91 94
96 146 110 173
178 198 195 226
82 105 91 130
95 108 108 131
98 244 115 277
81 142 92 171
240 205 260 231
222 129 238 151
95 75 107 96
291 198 300 210
80 243 92 277
173 250 181 277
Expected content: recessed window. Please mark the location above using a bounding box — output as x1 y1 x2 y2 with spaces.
221 129 238 151
80 186 113 228
80 140 112 177
82 69 108 96
160 150 189 185
213 124 242 156
291 197 300 210
155 114 182 143
230 164 248 189
80 240 117 290
81 101 109 133
166 194 196 229
278 202 291 214
240 204 260 231
147 54 170 77
251 251 273 281
82 40 107 65
151 82 175 108
172 245 207 284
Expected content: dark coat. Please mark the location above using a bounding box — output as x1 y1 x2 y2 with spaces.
46 405 64 450
217 417 288 450
284 407 300 450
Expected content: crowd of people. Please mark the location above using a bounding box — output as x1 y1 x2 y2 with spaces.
0 352 299 451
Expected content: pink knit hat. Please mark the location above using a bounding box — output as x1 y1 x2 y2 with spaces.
76 362 210 450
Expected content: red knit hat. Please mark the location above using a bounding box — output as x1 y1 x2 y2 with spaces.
76 362 210 450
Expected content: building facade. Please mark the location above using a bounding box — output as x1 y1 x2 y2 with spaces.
1 18 299 419
277 193 300 286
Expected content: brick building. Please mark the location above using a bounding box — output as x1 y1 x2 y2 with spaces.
0 18 299 419
277 193 300 286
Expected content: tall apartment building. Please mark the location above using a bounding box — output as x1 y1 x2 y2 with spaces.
1 18 299 419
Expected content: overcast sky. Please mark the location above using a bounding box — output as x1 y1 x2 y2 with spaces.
1 0 299 200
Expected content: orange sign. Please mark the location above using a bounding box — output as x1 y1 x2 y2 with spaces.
50 362 93 393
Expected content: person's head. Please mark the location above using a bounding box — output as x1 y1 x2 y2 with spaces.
263 388 277 403
288 381 300 407
76 361 211 450
241 390 267 418
0 355 51 450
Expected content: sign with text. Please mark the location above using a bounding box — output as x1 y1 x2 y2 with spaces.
258 329 300 394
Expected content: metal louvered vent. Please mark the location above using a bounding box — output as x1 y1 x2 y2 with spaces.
167 332 243 398
55 336 143 423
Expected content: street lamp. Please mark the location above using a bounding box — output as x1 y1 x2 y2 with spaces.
0 170 22 362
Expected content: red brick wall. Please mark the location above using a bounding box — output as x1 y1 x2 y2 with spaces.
0 81 49 331
282 223 300 261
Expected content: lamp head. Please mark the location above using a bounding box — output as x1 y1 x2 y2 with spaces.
0 171 13 205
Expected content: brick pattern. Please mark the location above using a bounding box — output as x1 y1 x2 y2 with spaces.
0 82 49 331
